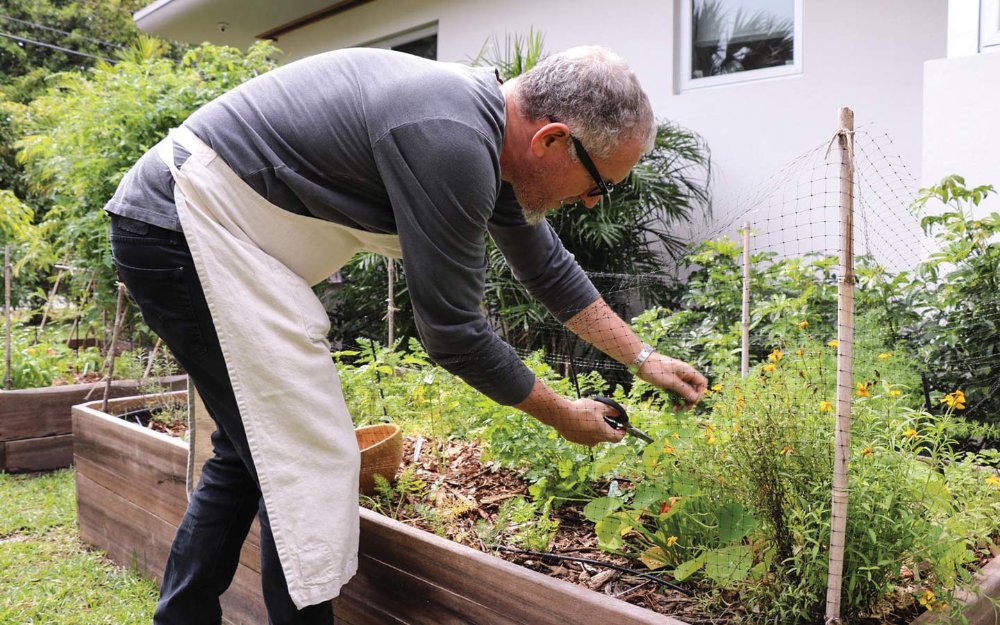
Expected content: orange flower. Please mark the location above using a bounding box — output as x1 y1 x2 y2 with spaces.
860 446 873 457
819 400 834 412
856 383 871 398
941 390 966 410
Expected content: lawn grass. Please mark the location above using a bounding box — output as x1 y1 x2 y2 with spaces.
0 469 159 624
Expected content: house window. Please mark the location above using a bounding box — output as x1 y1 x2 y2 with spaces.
679 0 802 91
982 0 1000 50
367 23 438 60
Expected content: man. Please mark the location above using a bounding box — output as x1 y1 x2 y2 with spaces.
106 45 707 624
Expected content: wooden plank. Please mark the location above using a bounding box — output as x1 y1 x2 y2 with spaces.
340 552 521 625
0 441 5 470
0 375 186 441
73 402 188 524
221 557 270 625
76 471 176 583
78 468 269 624
4 433 73 472
355 509 684 625
334 593 408 625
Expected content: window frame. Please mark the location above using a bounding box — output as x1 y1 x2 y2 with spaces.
982 0 1000 50
364 22 438 59
678 0 803 91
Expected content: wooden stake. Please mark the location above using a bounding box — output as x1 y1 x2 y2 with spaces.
386 257 396 347
101 282 128 413
36 262 66 342
4 245 12 390
741 222 751 377
825 106 855 625
143 337 162 379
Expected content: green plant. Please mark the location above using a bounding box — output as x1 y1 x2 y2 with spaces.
16 37 277 325
580 338 999 623
476 495 559 552
902 175 1000 423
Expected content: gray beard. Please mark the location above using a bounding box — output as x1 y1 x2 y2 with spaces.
521 207 547 226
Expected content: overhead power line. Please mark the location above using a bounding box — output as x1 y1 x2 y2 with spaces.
0 30 115 63
0 13 123 50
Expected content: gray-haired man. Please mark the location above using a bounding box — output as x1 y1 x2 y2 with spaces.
106 45 706 624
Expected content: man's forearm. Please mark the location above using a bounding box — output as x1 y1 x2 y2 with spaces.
564 297 646 365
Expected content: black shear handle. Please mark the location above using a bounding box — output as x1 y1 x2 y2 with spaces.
591 395 628 430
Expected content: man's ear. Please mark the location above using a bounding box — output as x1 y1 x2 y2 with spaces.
529 121 569 157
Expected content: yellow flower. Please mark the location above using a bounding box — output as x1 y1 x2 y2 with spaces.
795 348 805 357
704 424 717 445
941 390 966 410
662 441 675 455
860 446 873 457
828 339 839 348
665 535 679 547
889 389 902 398
919 590 936 608
856 383 871 397
904 428 919 440
711 383 723 392
779 445 795 456
878 352 893 360
768 348 783 362
798 320 809 329
819 400 834 412
985 475 1000 489
763 363 776 372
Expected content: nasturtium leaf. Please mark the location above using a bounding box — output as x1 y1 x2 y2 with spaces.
583 496 622 522
673 555 705 581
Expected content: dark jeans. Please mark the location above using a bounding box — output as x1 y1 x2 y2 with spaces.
109 213 334 625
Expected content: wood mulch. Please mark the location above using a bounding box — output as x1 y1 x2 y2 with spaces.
368 435 930 625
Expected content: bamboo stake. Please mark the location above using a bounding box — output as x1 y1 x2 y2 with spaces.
4 245 11 390
35 262 66 342
101 282 127 413
741 222 751 377
825 106 855 625
386 257 396 346
143 337 162 379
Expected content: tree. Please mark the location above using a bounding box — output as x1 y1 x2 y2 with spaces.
16 38 278 322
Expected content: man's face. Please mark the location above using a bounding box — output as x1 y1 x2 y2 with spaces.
512 134 644 225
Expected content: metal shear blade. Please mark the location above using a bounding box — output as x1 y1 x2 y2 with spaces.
592 396 654 444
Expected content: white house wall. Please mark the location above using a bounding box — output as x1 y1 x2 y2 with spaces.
271 0 946 260
923 46 1000 217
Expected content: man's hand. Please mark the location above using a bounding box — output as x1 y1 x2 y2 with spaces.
515 380 626 447
554 397 627 446
636 353 708 410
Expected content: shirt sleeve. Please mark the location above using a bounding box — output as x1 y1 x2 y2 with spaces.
487 183 601 322
372 119 536 406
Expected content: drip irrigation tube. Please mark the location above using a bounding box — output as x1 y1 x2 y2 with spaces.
490 544 693 596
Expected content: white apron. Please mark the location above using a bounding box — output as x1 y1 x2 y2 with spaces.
156 126 401 608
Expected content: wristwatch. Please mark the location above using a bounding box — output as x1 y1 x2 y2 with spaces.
628 343 656 374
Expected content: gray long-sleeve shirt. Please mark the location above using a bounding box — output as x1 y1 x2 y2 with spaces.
105 48 599 405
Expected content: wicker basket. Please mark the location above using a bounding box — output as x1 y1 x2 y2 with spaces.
355 423 403 495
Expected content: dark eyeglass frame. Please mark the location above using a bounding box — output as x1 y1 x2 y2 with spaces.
548 116 613 198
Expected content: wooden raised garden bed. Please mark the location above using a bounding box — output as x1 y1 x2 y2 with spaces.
0 374 186 472
72 393 684 625
73 392 1000 625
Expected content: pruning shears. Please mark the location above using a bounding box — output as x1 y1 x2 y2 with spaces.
592 396 654 444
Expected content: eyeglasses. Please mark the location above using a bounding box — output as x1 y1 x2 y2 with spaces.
549 116 613 198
